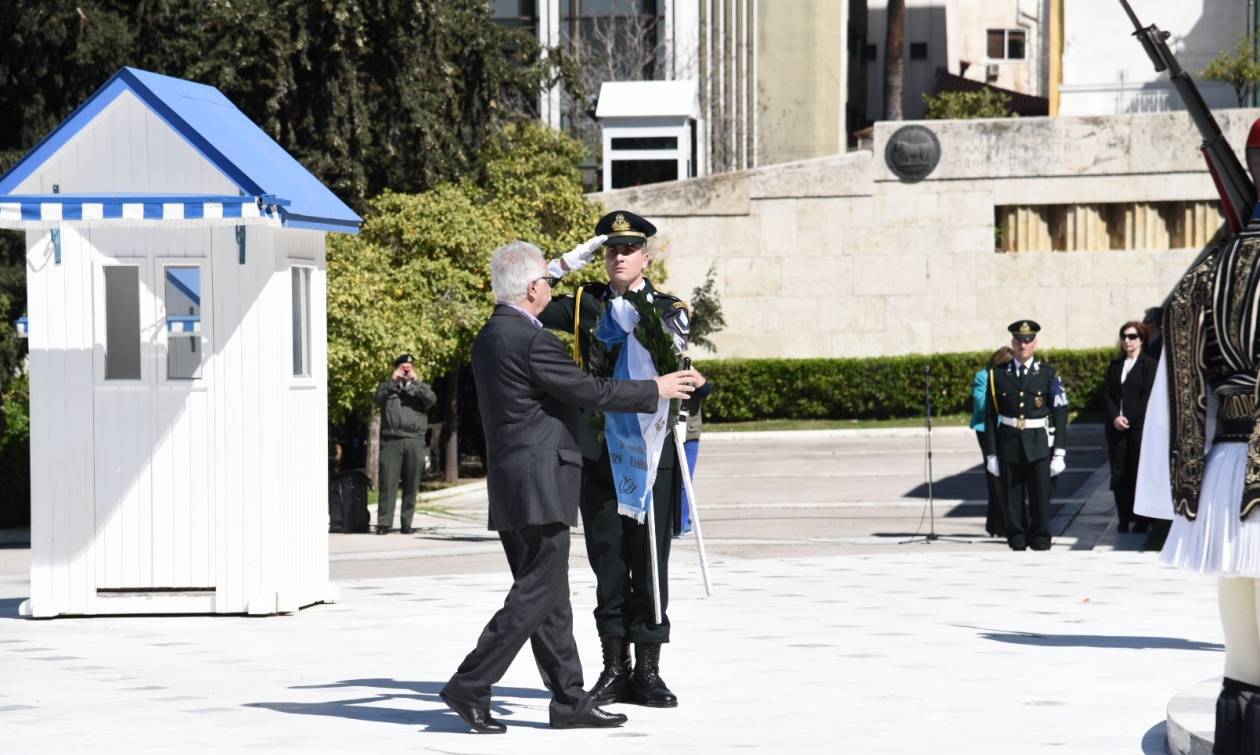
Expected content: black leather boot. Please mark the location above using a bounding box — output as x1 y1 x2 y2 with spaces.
588 636 632 706
630 642 678 708
1216 677 1260 754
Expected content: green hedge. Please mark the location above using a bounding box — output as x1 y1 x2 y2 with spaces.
693 348 1114 423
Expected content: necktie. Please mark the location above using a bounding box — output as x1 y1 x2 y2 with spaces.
1017 365 1025 379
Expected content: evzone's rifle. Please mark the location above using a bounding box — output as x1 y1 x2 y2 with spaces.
1119 0 1256 235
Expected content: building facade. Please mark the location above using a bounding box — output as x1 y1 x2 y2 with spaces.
1057 0 1247 116
589 110 1254 359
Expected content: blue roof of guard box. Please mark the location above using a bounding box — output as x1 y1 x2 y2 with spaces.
0 67 361 234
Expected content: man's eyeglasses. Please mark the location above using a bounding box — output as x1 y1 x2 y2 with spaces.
1122 333 1141 341
534 275 559 288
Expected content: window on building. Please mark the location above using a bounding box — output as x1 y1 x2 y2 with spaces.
493 0 537 26
104 266 142 380
164 266 202 380
610 159 680 189
995 201 1223 252
291 267 312 377
611 136 678 150
987 29 1026 60
910 42 928 60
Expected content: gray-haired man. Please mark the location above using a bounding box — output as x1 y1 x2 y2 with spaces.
440 241 700 734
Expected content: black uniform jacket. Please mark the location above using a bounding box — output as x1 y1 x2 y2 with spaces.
1103 353 1157 431
538 279 689 463
471 305 658 532
983 359 1069 463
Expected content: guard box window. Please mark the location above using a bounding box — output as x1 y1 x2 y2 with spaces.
291 267 311 377
987 29 1026 60
165 266 202 380
104 266 141 380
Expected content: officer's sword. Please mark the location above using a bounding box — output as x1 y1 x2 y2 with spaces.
645 463 663 624
672 358 714 597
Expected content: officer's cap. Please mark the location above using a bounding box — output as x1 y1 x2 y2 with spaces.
1007 320 1041 341
394 353 415 367
595 210 656 246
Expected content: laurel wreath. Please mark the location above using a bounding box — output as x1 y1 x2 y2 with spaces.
587 289 680 431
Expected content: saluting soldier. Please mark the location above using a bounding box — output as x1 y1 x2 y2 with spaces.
983 320 1069 551
538 210 707 709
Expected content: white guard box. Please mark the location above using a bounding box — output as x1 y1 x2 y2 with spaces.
0 67 362 617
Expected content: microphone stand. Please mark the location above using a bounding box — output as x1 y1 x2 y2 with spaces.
901 363 971 545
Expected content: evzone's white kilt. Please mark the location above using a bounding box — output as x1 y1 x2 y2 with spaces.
1136 352 1260 576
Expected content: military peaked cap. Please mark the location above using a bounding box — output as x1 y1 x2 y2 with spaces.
596 210 656 245
1007 320 1041 340
394 353 415 367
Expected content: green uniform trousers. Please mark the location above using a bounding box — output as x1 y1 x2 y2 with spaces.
378 436 425 531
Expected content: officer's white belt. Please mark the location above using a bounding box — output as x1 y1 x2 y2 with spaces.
997 415 1049 429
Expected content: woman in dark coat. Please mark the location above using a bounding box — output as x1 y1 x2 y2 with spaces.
971 346 1014 537
1103 320 1157 532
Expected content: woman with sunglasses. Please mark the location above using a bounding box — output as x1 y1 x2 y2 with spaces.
1103 320 1157 533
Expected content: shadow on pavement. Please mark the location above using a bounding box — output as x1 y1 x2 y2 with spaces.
0 597 23 620
247 679 551 731
1141 720 1170 754
961 625 1223 651
903 421 1106 502
417 534 498 543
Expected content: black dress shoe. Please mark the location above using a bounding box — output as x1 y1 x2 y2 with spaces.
375 527 390 536
1117 521 1130 533
550 705 627 729
440 691 506 734
400 526 414 535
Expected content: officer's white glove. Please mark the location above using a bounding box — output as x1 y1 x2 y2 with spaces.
985 455 999 477
1049 449 1066 477
547 234 608 277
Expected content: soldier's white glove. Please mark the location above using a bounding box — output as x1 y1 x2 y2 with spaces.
985 455 999 477
1049 449 1066 477
547 234 608 277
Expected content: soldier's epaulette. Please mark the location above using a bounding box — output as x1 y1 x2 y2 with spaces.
652 291 686 310
580 281 612 300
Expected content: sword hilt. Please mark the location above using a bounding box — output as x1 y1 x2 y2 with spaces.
678 356 693 422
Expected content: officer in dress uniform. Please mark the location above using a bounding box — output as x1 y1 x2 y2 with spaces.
537 210 704 709
983 320 1069 551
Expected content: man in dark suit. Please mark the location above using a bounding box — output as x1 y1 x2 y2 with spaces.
440 240 700 734
984 320 1069 551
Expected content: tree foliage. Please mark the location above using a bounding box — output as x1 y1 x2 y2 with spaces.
326 122 602 423
0 0 568 209
688 263 726 353
922 88 1016 120
1202 34 1260 107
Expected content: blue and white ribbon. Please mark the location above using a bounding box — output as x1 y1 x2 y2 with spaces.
0 194 287 229
596 298 672 524
166 315 201 335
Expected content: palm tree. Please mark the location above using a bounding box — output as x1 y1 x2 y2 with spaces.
883 0 906 120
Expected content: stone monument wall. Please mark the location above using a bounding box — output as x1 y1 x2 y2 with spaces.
590 110 1260 358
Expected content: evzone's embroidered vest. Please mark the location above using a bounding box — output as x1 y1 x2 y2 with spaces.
1166 232 1260 520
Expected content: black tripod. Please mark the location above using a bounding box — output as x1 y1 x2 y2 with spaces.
902 364 971 545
